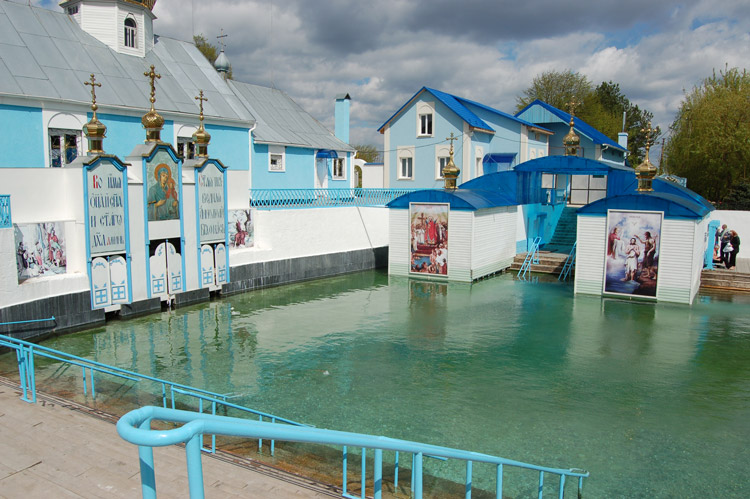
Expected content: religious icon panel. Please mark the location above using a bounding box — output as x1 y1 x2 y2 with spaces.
146 149 180 222
604 210 662 298
409 203 448 276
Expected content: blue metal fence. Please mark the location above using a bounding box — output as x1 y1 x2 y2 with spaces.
559 242 577 281
2 327 589 498
0 194 11 228
248 188 416 209
518 237 542 280
118 406 589 499
0 331 307 455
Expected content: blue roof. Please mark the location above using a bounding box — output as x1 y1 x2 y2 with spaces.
577 193 710 219
515 100 627 152
387 188 517 211
514 155 632 174
378 87 550 134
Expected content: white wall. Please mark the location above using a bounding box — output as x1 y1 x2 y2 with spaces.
361 163 384 189
710 210 749 258
472 207 517 278
230 207 389 267
574 215 606 296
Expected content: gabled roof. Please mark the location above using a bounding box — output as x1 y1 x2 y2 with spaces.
577 192 710 219
229 80 353 152
515 100 626 152
377 87 549 135
0 1 253 124
387 188 517 211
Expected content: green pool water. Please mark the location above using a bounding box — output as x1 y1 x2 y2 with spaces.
4 270 750 497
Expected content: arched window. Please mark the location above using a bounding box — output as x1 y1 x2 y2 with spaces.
124 17 137 48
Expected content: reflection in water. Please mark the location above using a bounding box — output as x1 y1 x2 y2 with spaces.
1 270 749 497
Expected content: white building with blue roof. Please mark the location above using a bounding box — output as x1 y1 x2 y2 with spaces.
515 99 628 166
377 87 553 189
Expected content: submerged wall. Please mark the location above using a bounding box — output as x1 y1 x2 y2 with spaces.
1 206 390 338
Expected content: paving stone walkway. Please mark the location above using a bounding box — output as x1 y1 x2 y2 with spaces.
0 379 340 498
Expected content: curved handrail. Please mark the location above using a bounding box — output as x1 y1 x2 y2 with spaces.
118 405 588 499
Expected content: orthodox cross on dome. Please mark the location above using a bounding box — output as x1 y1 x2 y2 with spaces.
195 90 208 122
563 99 581 156
83 73 106 153
193 89 211 158
217 28 228 51
443 132 460 190
84 73 101 112
142 65 164 142
144 65 161 108
635 121 658 192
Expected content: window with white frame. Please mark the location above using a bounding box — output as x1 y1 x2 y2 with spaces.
416 101 435 137
270 154 284 171
400 157 413 179
397 147 414 180
333 157 345 179
176 137 195 160
49 129 80 168
124 17 137 48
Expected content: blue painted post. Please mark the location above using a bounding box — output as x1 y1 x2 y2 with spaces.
16 347 29 402
138 419 157 499
258 414 263 452
342 446 348 495
496 464 503 499
28 346 36 403
466 460 472 498
361 447 366 499
90 368 96 399
374 449 382 499
394 451 399 490
271 417 276 456
185 434 205 498
161 383 167 408
414 452 423 499
82 366 88 395
538 471 544 499
558 474 566 499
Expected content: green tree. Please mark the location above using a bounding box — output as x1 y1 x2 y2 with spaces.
194 34 233 79
516 69 594 112
664 67 750 201
517 72 660 165
590 81 659 165
352 144 381 163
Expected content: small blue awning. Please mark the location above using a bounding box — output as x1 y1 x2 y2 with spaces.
483 153 516 164
316 150 338 159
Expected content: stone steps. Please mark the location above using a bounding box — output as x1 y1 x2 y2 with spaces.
700 269 750 291
510 252 573 276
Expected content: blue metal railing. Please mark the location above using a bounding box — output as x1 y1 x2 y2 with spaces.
118 406 589 499
248 188 416 209
558 242 577 282
518 237 542 280
0 194 11 228
0 332 306 453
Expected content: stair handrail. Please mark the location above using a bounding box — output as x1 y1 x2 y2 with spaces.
558 242 577 281
117 405 589 499
518 237 542 280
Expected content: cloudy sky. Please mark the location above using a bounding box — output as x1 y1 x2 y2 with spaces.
35 0 750 156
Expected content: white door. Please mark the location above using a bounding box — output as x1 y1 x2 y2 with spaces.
215 244 227 285
150 242 168 297
167 242 183 293
109 255 129 305
200 244 215 288
91 257 111 308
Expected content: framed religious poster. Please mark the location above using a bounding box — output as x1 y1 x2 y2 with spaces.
409 203 448 276
603 210 663 298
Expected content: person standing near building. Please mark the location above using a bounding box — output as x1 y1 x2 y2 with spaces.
728 230 741 270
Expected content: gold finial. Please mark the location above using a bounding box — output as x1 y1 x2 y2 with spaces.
635 121 658 192
141 65 165 142
192 90 211 158
442 132 460 190
83 74 107 154
563 99 581 156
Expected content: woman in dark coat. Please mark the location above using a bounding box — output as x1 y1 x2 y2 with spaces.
729 230 741 270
